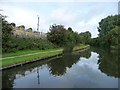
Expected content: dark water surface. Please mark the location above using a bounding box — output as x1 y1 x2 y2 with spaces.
2 47 119 88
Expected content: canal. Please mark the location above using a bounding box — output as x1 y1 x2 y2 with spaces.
2 47 119 88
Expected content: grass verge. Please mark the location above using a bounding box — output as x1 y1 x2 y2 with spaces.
73 44 90 51
1 44 90 69
1 50 62 68
2 48 62 58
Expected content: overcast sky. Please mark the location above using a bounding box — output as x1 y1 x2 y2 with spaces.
0 0 119 38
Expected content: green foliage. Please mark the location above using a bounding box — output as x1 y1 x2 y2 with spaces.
98 15 120 36
89 37 100 46
1 15 13 53
79 31 91 44
91 14 120 48
106 26 120 48
65 28 75 47
3 36 56 53
47 24 79 47
1 15 56 53
47 24 67 47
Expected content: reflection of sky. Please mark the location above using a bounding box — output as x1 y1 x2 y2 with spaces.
13 52 118 88
63 52 118 88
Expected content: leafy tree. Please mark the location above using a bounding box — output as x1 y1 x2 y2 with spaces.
89 37 100 46
97 14 120 48
47 25 82 47
74 32 81 44
68 27 73 32
47 24 66 47
79 31 91 44
65 27 76 46
1 14 13 53
107 26 120 48
98 15 120 37
47 25 83 52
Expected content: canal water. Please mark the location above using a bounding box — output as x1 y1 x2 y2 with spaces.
2 47 119 88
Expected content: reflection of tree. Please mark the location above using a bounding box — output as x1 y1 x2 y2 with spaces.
2 60 47 89
2 48 92 88
92 47 119 78
2 71 15 89
47 53 81 76
79 48 91 59
47 58 66 76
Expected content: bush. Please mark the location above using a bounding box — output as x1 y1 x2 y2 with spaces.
2 36 57 53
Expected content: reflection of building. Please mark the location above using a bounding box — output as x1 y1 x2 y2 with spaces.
11 24 46 38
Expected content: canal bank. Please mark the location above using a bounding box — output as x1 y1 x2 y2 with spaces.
1 45 90 70
2 47 119 88
1 50 63 70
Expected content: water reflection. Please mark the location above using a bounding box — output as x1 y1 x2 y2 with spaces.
79 48 91 59
2 47 119 88
47 53 82 76
2 59 48 88
91 47 119 78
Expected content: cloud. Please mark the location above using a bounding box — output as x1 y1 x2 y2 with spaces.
0 5 50 32
49 8 77 25
0 0 119 2
1 6 35 28
0 2 118 37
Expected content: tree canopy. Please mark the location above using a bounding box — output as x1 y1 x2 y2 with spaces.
47 24 87 47
90 14 120 49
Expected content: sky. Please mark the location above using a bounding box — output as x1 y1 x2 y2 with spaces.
0 0 119 38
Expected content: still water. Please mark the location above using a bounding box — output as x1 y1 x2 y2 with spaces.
2 47 119 88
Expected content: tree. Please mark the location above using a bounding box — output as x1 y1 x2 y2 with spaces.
47 24 66 47
1 14 56 53
79 31 91 44
98 15 120 37
107 26 120 48
68 27 73 32
90 37 100 46
1 14 13 53
47 25 80 47
97 14 120 48
65 27 76 46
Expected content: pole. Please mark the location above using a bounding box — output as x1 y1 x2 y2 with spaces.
37 15 39 32
37 67 40 84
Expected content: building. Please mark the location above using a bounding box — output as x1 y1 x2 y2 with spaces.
11 24 46 38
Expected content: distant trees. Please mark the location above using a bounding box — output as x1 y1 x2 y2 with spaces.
47 24 83 47
79 31 91 44
2 14 95 53
89 37 100 46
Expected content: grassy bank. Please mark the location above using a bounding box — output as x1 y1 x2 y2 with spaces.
2 48 62 58
73 44 90 51
1 49 63 68
1 44 90 69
